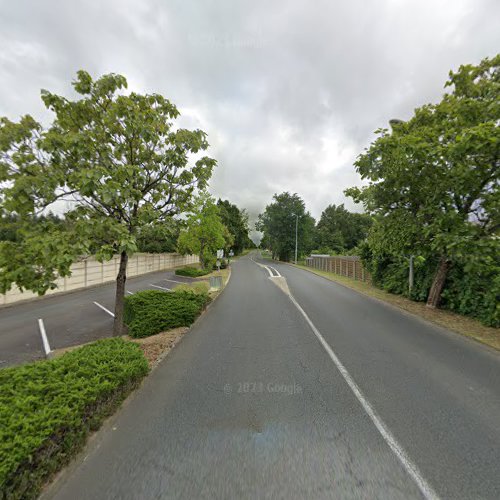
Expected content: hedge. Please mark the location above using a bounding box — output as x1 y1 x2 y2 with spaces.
175 266 211 277
124 289 210 338
0 338 149 500
361 246 500 327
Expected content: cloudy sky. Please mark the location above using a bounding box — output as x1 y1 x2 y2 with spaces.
1 0 498 233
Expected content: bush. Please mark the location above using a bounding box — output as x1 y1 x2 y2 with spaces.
0 338 148 500
124 289 210 338
175 266 211 277
174 281 210 295
362 245 500 327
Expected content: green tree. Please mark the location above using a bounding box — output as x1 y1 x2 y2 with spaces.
256 192 315 261
346 55 499 308
135 220 180 254
177 194 232 269
216 199 250 255
0 71 216 335
315 204 372 253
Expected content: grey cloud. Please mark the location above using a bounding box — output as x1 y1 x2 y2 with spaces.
1 0 498 225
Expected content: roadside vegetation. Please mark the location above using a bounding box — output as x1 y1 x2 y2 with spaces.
175 266 211 277
258 56 499 328
124 288 210 338
0 338 148 500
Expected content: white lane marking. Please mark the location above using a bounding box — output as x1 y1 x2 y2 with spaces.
126 290 133 295
150 284 172 291
93 301 115 317
251 257 280 278
37 318 52 356
269 266 281 277
288 292 439 500
163 278 189 284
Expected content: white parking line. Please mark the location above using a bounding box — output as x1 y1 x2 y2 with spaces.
93 301 115 317
37 318 52 356
150 284 172 291
126 291 133 295
163 278 189 284
288 292 439 500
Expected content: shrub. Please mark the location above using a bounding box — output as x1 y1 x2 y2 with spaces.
175 266 211 277
124 289 210 338
0 338 148 500
174 281 210 295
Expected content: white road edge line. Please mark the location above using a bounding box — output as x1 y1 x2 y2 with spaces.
37 318 52 356
93 301 115 317
288 292 439 500
150 284 172 291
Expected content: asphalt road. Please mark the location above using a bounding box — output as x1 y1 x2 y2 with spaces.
0 270 196 367
43 253 500 500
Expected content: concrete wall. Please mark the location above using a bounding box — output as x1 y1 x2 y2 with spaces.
1 252 199 306
305 255 371 283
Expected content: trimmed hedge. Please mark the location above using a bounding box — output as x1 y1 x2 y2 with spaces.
175 266 211 277
124 289 210 338
0 338 148 500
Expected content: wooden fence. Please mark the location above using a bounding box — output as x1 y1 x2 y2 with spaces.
1 252 198 306
305 255 371 282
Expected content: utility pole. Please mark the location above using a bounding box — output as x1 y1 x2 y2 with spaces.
295 214 298 264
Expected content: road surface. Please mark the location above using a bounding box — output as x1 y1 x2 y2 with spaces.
42 253 500 499
0 270 196 367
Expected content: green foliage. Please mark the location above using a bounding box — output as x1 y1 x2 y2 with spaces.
256 192 316 261
347 55 500 316
315 204 372 252
177 193 232 269
0 70 216 333
124 289 209 338
135 220 180 253
216 199 251 255
175 266 211 277
0 338 148 500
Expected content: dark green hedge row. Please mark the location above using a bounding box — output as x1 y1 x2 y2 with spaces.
362 249 500 327
0 338 148 500
124 289 210 338
175 266 210 277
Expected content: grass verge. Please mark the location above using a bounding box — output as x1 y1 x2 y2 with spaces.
0 338 148 500
292 263 500 351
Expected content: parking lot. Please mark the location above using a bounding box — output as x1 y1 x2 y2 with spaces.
0 270 197 367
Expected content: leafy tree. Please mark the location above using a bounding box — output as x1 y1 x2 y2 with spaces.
315 204 372 253
135 220 180 254
177 194 232 269
0 70 216 335
256 192 315 261
346 55 499 308
216 199 250 255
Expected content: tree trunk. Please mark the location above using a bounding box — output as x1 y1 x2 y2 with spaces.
113 251 128 336
426 256 449 308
